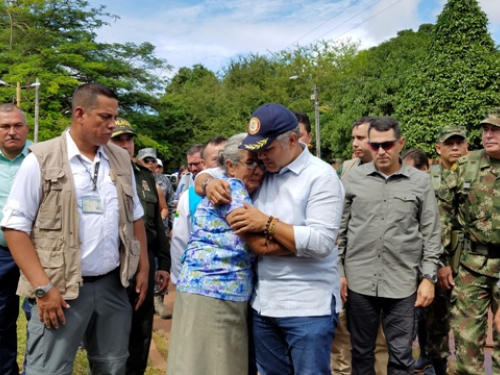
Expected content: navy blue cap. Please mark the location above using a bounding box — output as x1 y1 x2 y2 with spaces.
239 104 298 152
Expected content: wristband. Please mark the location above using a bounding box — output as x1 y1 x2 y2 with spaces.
201 178 214 195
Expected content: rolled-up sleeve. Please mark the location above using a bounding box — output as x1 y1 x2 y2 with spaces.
337 181 352 277
1 153 42 235
294 173 345 258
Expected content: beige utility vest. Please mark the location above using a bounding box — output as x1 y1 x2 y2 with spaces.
17 133 141 300
340 158 361 179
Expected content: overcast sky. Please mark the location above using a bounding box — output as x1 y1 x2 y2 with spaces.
88 0 500 75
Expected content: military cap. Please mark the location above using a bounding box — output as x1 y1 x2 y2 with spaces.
137 148 157 160
437 126 467 143
479 107 500 127
239 104 298 152
112 118 137 138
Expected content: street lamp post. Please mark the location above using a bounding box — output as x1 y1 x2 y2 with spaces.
0 78 41 142
289 75 321 159
33 78 41 143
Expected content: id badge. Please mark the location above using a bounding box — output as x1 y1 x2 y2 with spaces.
82 196 103 214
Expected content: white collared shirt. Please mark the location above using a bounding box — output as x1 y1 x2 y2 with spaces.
1 130 143 276
251 147 345 317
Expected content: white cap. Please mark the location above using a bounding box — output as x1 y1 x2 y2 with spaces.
157 158 163 167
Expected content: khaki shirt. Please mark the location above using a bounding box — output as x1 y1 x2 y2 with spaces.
338 162 442 298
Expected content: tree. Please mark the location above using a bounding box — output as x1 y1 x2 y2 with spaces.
0 0 171 156
322 25 434 159
396 0 500 155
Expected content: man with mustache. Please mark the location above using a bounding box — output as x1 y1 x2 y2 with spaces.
0 103 31 375
439 109 500 374
1 83 148 375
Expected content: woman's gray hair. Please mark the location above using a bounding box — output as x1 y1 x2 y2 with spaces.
217 133 247 173
276 125 300 148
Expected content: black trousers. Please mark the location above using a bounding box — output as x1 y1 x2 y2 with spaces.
0 245 20 375
126 250 156 375
347 290 416 375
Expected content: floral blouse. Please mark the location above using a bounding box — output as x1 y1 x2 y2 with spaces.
176 177 256 302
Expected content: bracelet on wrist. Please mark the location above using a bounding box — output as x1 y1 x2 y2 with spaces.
263 216 274 237
202 178 214 195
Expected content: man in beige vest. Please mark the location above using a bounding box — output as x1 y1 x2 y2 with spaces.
1 83 148 375
332 116 389 375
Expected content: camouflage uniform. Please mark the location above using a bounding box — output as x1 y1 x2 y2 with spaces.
437 117 500 374
424 127 467 373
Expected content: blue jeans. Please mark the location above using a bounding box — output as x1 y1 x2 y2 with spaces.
0 245 20 375
251 297 338 375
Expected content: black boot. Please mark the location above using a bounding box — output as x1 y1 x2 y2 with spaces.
415 356 433 373
431 358 447 375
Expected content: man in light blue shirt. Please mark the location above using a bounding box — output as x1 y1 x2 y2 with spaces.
0 103 31 375
200 104 345 375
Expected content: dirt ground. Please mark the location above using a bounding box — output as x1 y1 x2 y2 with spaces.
149 285 495 374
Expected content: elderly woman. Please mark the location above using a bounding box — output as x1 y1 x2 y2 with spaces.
167 133 282 375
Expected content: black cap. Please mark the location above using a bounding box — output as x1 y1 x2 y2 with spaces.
239 104 298 152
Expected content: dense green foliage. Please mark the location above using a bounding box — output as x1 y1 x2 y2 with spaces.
1 0 498 169
0 0 171 156
396 0 500 155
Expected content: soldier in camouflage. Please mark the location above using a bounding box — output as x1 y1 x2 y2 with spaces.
437 109 500 375
416 126 468 375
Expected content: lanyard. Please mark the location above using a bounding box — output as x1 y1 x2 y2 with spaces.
78 156 100 191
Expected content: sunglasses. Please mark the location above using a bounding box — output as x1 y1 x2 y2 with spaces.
368 140 399 152
143 158 157 164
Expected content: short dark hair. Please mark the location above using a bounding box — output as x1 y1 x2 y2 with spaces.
368 116 401 139
294 112 311 133
402 148 429 170
0 103 26 122
352 116 377 129
72 83 118 113
201 136 227 159
186 144 204 156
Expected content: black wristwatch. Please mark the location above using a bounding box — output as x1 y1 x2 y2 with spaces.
421 274 437 284
201 178 213 195
34 282 53 298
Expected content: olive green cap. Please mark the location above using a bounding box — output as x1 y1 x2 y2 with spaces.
437 126 466 143
112 118 137 138
479 107 500 127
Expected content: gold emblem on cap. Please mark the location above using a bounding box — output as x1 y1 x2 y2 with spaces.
248 117 261 135
244 138 268 150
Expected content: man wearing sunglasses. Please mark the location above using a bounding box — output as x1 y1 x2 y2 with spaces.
332 116 389 375
440 109 500 374
338 116 442 375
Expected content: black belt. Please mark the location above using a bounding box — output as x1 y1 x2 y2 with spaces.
82 267 119 283
473 243 500 259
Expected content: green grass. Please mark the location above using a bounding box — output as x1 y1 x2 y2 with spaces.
16 298 167 375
